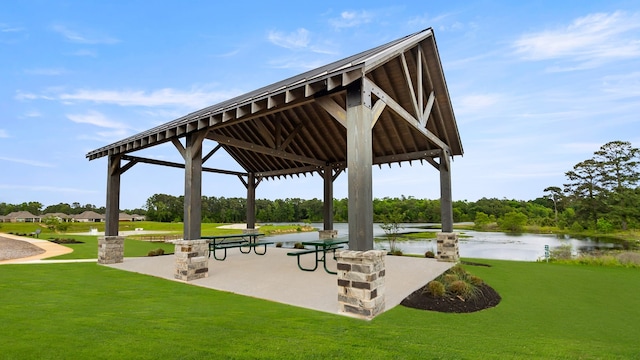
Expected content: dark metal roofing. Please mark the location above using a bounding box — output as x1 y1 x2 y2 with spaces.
87 28 463 178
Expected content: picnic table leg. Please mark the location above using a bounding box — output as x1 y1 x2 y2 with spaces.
212 247 228 261
252 243 268 255
296 251 319 272
323 248 338 275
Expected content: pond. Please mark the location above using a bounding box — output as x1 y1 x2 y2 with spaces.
266 223 628 262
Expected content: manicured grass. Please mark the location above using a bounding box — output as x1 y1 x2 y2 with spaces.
44 235 176 260
2 222 316 260
1 260 639 359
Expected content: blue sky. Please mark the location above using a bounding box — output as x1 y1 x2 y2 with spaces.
2 1 640 210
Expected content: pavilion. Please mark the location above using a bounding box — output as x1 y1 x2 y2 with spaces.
87 28 463 279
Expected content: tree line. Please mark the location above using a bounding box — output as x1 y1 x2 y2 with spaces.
2 141 637 232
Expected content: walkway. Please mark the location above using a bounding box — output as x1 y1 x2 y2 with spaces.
107 248 454 316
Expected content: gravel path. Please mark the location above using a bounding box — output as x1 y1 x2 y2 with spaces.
0 237 46 260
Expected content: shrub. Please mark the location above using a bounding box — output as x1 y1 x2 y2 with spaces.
550 244 573 260
469 275 484 286
275 242 283 248
147 248 165 256
391 249 403 256
448 280 472 297
443 273 459 285
570 221 583 233
424 250 435 258
293 242 305 249
423 280 445 297
616 252 640 266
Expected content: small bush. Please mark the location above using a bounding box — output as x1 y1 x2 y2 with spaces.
293 242 305 249
448 280 472 297
550 244 573 260
469 275 484 286
616 252 640 266
275 242 283 248
423 280 445 297
49 238 84 244
391 249 403 256
424 250 435 258
147 248 165 256
443 273 459 285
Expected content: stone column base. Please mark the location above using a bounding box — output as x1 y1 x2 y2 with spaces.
98 236 124 264
174 240 209 281
336 250 386 320
437 232 459 262
319 230 338 239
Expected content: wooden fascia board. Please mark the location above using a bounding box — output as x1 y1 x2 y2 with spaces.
362 29 433 73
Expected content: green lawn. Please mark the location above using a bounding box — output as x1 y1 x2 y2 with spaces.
1 259 639 359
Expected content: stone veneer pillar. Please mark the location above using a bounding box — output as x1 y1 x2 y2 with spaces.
319 230 338 239
437 232 459 262
98 236 124 264
174 240 208 281
336 250 386 320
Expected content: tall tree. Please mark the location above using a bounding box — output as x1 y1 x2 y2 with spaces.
564 159 603 228
543 186 563 225
593 141 640 230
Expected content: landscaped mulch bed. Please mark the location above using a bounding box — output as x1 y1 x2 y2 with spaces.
401 282 501 313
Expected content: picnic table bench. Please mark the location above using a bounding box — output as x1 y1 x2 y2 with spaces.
203 233 273 261
287 238 348 274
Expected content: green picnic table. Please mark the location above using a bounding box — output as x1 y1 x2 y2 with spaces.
286 238 348 274
203 233 273 261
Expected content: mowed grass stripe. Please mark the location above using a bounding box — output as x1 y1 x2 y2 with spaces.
1 260 639 359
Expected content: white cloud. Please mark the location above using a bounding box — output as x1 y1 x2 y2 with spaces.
329 10 374 29
24 68 66 75
602 72 640 98
0 184 97 194
24 110 42 118
268 28 311 50
51 24 119 44
19 87 240 109
71 49 97 57
0 129 8 138
66 110 129 130
454 93 503 118
513 11 640 69
0 156 55 168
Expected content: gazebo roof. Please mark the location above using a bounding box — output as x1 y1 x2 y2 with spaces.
86 28 462 179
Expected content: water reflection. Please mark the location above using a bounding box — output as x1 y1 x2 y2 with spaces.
266 223 627 262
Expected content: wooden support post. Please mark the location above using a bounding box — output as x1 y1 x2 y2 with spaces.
246 172 256 229
183 132 205 240
439 150 453 232
105 154 121 237
323 165 334 231
347 81 374 251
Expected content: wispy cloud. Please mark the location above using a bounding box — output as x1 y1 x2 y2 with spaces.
0 23 27 43
0 184 97 194
67 110 132 142
70 49 97 57
268 28 312 50
513 11 640 70
24 68 66 76
329 10 374 29
17 87 240 109
51 24 119 44
67 110 129 129
0 129 8 138
0 156 55 168
23 110 42 118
